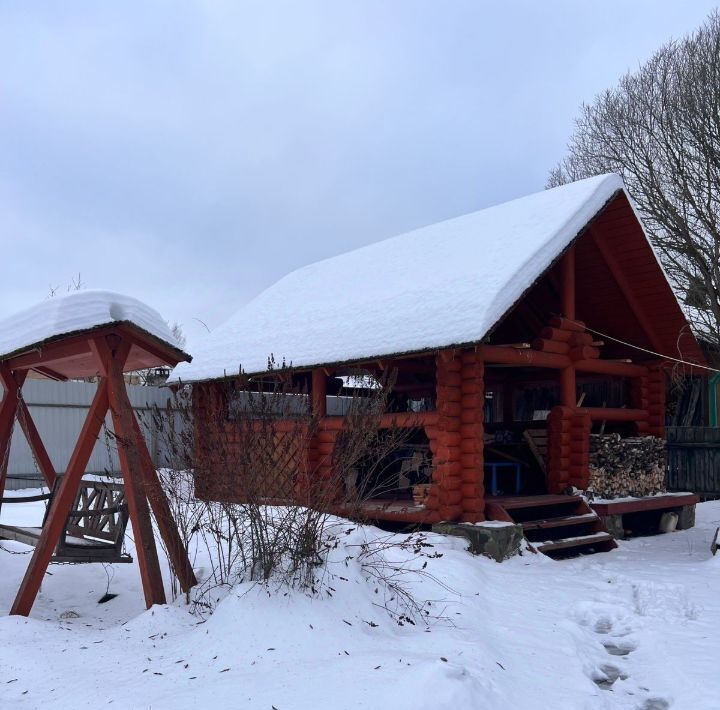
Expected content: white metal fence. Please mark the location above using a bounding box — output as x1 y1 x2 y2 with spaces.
4 379 179 490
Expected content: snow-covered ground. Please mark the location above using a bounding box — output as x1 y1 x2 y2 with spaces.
1 495 719 709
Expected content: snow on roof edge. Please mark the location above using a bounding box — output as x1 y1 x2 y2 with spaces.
0 290 190 364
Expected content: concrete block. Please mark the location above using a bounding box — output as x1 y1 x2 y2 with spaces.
433 521 524 562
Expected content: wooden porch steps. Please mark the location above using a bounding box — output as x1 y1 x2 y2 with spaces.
521 512 599 531
485 494 617 559
535 532 615 554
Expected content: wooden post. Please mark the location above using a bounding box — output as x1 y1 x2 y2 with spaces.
129 411 197 593
105 337 167 608
0 367 24 498
311 369 327 418
560 247 577 408
561 245 576 322
10 379 110 616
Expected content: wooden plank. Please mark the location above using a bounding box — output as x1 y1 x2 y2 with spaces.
491 494 582 509
590 494 699 516
536 532 614 552
522 512 598 531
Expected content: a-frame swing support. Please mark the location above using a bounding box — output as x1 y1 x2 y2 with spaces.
0 328 197 616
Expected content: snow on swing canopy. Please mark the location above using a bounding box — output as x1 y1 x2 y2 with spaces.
0 290 190 377
171 173 629 383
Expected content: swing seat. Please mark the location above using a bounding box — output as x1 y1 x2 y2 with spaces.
0 479 133 564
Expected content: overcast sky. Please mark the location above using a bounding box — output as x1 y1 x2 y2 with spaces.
1 1 718 348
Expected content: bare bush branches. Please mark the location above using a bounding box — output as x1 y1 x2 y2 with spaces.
550 10 720 346
147 364 419 614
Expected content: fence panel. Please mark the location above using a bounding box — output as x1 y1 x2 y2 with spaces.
5 379 181 490
666 426 720 498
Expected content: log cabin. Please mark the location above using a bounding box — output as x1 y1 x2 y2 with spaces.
171 174 706 555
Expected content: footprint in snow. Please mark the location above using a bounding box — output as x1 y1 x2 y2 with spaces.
592 663 628 691
602 640 636 657
638 697 671 710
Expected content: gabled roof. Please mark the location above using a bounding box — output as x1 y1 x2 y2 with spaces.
0 290 189 365
171 174 686 383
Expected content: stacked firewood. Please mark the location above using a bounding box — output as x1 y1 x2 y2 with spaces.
586 434 666 500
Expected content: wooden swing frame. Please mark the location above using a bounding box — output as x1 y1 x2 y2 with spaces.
0 323 197 616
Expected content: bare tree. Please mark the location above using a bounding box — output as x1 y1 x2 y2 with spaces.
549 10 720 345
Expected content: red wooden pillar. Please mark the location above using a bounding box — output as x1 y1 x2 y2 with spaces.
559 246 577 408
433 351 463 520
645 361 666 438
11 379 111 616
130 413 198 593
101 337 166 608
311 369 327 418
0 365 57 490
546 405 571 493
0 367 25 496
458 350 485 522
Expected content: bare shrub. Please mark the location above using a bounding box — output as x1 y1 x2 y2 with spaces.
148 363 421 614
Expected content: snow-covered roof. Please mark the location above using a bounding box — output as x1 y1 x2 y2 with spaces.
171 174 625 382
0 290 186 361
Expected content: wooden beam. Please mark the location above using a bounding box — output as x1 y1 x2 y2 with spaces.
318 411 439 431
311 369 327 417
479 345 569 369
15 398 56 487
32 366 68 381
10 378 110 616
560 365 576 408
578 407 648 422
129 411 197 594
115 323 186 368
561 245 576 321
590 228 665 354
105 337 166 608
6 337 94 371
0 367 27 499
575 359 648 378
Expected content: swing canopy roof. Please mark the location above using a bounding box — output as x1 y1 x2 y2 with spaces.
0 291 190 380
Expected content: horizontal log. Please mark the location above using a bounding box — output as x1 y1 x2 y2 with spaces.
460 350 479 365
436 432 462 447
460 484 482 498
437 402 462 418
439 489 463 506
436 385 461 403
461 467 481 483
574 359 648 377
439 505 462 520
478 345 569 369
460 394 484 409
578 407 648 422
317 411 438 431
549 316 586 332
438 372 462 387
532 338 570 354
570 346 600 360
440 478 463 494
539 326 573 342
568 332 594 346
